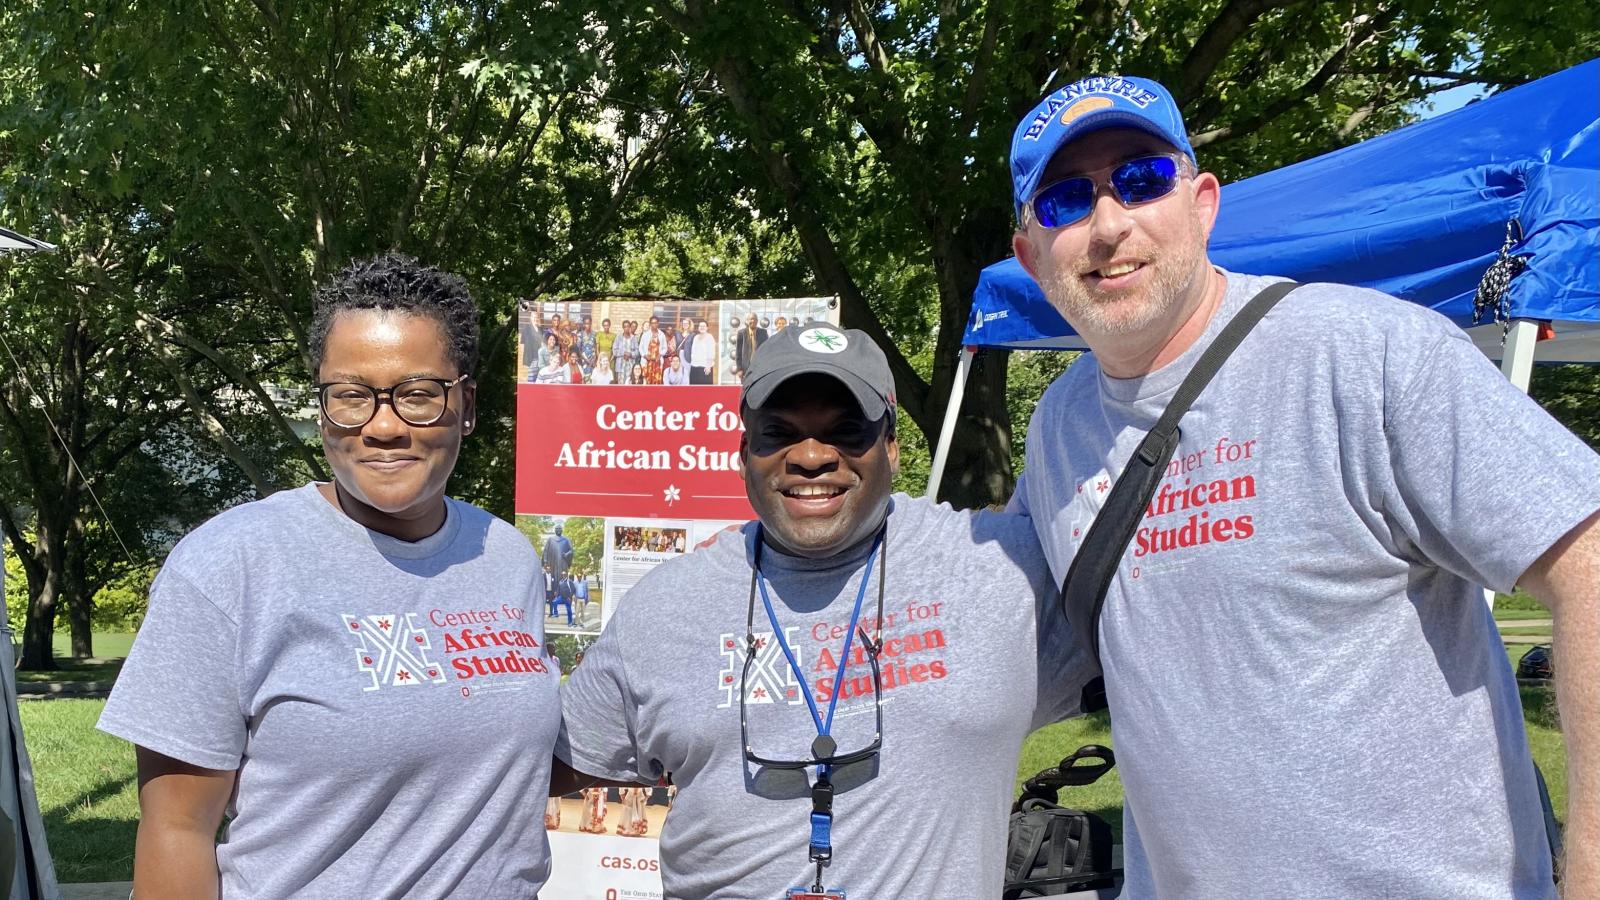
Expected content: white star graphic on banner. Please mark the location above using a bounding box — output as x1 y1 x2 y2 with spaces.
663 484 681 505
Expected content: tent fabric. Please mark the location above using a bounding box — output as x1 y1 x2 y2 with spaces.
963 58 1600 357
0 625 61 900
0 228 55 254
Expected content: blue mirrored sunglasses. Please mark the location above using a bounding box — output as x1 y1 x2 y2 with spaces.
1028 155 1186 229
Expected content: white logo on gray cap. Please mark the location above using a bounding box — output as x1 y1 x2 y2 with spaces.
799 328 848 354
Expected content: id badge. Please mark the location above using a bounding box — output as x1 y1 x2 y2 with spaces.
787 891 845 900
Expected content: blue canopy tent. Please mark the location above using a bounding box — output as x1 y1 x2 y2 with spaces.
928 58 1600 497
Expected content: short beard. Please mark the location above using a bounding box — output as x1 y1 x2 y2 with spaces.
1033 217 1208 337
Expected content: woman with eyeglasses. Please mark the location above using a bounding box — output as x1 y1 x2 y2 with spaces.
99 253 560 899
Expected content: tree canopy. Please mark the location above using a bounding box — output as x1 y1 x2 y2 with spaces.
608 0 1600 507
2 0 1597 663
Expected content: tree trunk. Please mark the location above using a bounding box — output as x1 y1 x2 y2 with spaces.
918 211 1018 510
930 349 1015 510
66 602 93 659
66 535 93 658
20 569 58 671
19 505 72 670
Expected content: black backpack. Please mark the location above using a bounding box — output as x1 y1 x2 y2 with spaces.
1004 745 1119 898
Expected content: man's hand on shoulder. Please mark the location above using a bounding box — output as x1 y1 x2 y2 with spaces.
694 523 742 552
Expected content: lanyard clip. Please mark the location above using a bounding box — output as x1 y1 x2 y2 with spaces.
811 776 834 815
809 772 834 861
808 811 833 861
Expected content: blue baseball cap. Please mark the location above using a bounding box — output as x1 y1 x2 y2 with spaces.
1010 75 1195 217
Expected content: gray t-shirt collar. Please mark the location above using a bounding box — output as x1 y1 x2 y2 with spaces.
297 483 462 560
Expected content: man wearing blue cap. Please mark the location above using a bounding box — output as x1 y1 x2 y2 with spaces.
558 323 1095 898
1007 74 1599 897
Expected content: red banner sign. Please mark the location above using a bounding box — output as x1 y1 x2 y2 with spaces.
515 384 754 521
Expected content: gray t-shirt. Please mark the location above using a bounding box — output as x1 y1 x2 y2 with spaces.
1012 270 1600 899
558 495 1094 899
99 484 561 899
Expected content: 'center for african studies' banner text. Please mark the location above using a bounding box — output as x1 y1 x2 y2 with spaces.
516 384 751 520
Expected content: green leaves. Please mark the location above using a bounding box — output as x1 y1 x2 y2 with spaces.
604 0 1599 505
0 0 699 654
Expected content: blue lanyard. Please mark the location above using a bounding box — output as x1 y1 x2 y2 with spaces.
754 537 880 761
751 529 883 883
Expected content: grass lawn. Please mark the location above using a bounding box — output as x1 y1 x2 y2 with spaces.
1499 626 1555 637
1016 710 1123 837
18 698 138 883
49 631 135 660
10 632 135 686
1492 609 1553 622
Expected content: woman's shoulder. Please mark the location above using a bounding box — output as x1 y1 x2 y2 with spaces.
446 499 540 564
160 485 327 588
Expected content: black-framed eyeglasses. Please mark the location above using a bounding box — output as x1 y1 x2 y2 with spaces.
739 628 885 770
315 375 469 428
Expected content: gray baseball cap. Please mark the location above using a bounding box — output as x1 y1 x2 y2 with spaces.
741 324 896 422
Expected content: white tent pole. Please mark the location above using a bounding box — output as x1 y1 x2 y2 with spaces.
1500 318 1539 393
1486 319 1540 609
926 346 976 500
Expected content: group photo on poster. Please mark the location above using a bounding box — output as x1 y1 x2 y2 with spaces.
519 297 722 386
718 296 836 384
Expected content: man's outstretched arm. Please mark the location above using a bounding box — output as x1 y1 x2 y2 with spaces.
548 758 645 796
1520 508 1600 896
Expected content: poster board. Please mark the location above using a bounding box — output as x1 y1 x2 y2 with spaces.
516 295 838 897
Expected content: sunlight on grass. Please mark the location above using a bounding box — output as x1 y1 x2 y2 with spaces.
49 632 135 660
18 698 138 883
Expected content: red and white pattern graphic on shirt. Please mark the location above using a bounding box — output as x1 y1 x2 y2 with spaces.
717 628 803 709
342 613 449 690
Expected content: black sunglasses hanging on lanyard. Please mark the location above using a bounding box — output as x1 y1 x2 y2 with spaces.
742 525 889 900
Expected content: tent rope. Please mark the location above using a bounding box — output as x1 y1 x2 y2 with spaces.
0 265 137 567
1471 219 1531 343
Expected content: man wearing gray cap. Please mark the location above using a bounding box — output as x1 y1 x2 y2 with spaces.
1007 74 1600 896
558 323 1095 898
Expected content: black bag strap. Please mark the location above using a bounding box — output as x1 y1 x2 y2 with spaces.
1062 281 1301 669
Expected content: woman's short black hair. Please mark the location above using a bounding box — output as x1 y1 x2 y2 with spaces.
310 252 480 377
